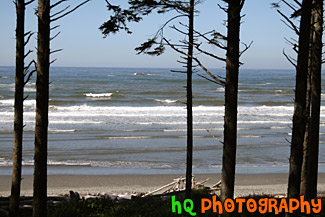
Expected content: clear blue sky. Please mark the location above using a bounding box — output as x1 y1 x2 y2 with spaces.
0 0 297 69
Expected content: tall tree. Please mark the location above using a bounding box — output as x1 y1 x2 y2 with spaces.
33 0 50 215
100 0 227 198
10 1 26 216
9 0 35 216
287 0 312 200
304 0 323 199
128 0 197 198
220 0 244 208
274 0 323 202
185 0 194 198
9 2 25 216
33 1 90 215
300 53 311 196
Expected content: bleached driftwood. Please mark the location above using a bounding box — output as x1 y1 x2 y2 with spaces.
142 177 185 197
209 180 222 191
143 176 217 197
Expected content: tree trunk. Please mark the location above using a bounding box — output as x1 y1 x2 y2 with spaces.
300 40 312 196
305 0 323 199
185 0 194 199
33 0 50 216
221 0 242 208
287 0 312 201
9 1 25 216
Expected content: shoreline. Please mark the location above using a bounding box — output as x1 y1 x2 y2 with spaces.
1 173 325 197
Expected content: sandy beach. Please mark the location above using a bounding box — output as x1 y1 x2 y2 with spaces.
1 173 325 197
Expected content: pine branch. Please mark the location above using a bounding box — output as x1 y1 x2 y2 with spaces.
170 25 187 35
25 0 35 6
51 0 67 9
50 25 60 31
24 49 33 59
50 31 61 41
194 43 226 62
218 4 228 13
277 9 299 35
283 49 297 68
282 0 298 12
24 31 34 46
24 60 37 85
239 41 253 57
193 29 227 50
198 74 224 86
50 48 63 54
51 0 91 22
50 58 58 65
171 69 187 73
163 38 225 86
51 5 70 18
284 37 298 53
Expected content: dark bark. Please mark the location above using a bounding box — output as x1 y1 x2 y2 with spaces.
9 1 25 216
300 62 311 196
287 0 312 201
185 0 194 199
33 0 50 216
221 0 242 208
305 0 323 199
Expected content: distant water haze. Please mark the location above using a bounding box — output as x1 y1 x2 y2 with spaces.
0 66 324 175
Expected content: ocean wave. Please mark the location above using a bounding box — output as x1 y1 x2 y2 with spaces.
3 105 325 120
133 72 156 76
0 159 172 169
238 135 262 138
154 99 177 104
0 99 35 107
24 87 36 92
216 87 224 92
50 120 106 124
48 129 77 133
163 128 224 132
0 99 14 105
270 126 288 130
84 93 113 98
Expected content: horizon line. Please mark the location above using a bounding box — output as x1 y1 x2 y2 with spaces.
0 65 295 71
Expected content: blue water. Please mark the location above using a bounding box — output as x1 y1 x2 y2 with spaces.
0 66 324 175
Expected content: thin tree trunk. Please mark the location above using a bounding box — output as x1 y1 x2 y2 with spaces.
185 0 194 199
300 42 312 196
9 1 25 216
221 0 242 208
33 0 50 216
306 0 323 199
287 0 312 201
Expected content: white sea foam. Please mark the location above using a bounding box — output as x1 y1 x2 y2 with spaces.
216 87 224 92
163 128 224 132
0 99 14 105
24 87 36 92
0 99 35 107
105 136 152 140
50 120 105 124
238 135 262 138
1 105 325 133
48 129 76 133
270 126 288 130
154 99 177 104
84 93 113 98
0 159 172 169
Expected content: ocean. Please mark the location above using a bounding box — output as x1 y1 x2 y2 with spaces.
0 66 324 175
